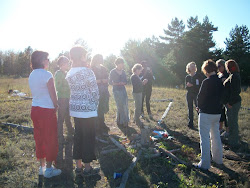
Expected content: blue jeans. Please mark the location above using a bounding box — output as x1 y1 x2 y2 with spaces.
113 89 129 125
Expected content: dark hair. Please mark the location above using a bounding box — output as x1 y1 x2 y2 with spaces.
90 54 103 68
114 57 125 66
57 56 69 67
30 51 49 69
216 59 226 68
70 45 87 62
225 59 240 73
132 63 143 73
140 60 147 67
201 59 217 75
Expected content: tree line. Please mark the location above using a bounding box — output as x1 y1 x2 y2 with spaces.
0 16 249 86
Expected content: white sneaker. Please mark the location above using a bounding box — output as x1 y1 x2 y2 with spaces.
38 166 46 176
44 166 62 178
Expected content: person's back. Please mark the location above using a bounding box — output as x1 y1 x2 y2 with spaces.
198 75 223 114
29 69 54 108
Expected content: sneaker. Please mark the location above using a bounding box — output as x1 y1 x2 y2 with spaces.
192 163 209 171
82 167 100 177
44 166 62 178
38 166 46 176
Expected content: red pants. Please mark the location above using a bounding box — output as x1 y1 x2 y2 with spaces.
31 106 58 162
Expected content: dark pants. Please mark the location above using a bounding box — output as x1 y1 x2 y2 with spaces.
142 87 152 114
57 98 73 168
220 106 228 127
186 92 198 126
226 101 241 147
73 117 96 163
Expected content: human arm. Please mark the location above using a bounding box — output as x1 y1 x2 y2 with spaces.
228 73 241 106
47 78 58 111
197 80 208 110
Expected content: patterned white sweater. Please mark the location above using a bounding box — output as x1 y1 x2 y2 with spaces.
66 67 99 118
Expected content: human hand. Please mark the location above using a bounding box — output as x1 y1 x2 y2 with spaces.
226 103 232 109
143 79 148 85
187 82 193 87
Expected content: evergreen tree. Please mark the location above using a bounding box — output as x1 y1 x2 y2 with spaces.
224 25 250 84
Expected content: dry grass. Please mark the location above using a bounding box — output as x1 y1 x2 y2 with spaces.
0 77 249 188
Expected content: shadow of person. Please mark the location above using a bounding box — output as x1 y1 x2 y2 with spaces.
74 174 101 188
117 123 137 138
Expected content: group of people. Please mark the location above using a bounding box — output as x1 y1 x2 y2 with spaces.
185 59 241 170
28 45 154 178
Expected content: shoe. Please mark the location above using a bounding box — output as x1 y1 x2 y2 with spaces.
82 167 100 177
188 124 194 129
44 166 62 178
75 168 83 176
192 163 209 171
38 166 46 176
221 131 229 138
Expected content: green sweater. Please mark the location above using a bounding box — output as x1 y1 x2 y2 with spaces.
55 70 70 98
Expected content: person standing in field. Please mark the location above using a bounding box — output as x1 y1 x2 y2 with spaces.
222 59 241 149
140 61 154 119
66 46 100 177
216 59 229 137
130 64 148 127
90 54 110 134
185 62 202 128
29 51 62 178
195 59 223 170
54 56 74 170
109 57 129 127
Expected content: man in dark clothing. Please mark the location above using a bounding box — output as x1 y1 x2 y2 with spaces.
140 61 154 118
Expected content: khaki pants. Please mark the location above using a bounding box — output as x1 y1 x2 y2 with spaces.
133 92 142 125
198 113 223 169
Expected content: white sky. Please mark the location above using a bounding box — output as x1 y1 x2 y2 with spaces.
0 0 250 59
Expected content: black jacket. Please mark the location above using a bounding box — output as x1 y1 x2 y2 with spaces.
221 72 241 105
185 73 203 94
197 74 223 114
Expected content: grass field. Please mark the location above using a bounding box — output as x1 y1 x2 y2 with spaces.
0 77 249 188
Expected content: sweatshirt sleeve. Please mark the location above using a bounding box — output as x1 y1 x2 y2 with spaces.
228 74 241 105
197 80 208 110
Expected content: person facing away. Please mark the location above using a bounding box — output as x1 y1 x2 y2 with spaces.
54 56 74 170
109 57 129 127
194 59 223 170
29 50 61 178
140 61 154 119
90 54 110 134
221 59 241 149
216 59 229 137
66 45 100 177
130 63 148 127
185 62 203 128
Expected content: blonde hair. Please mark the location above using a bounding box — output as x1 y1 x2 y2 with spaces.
132 63 142 73
90 54 103 68
216 59 225 67
186 62 197 74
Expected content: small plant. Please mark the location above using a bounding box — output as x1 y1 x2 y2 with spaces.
177 164 187 172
